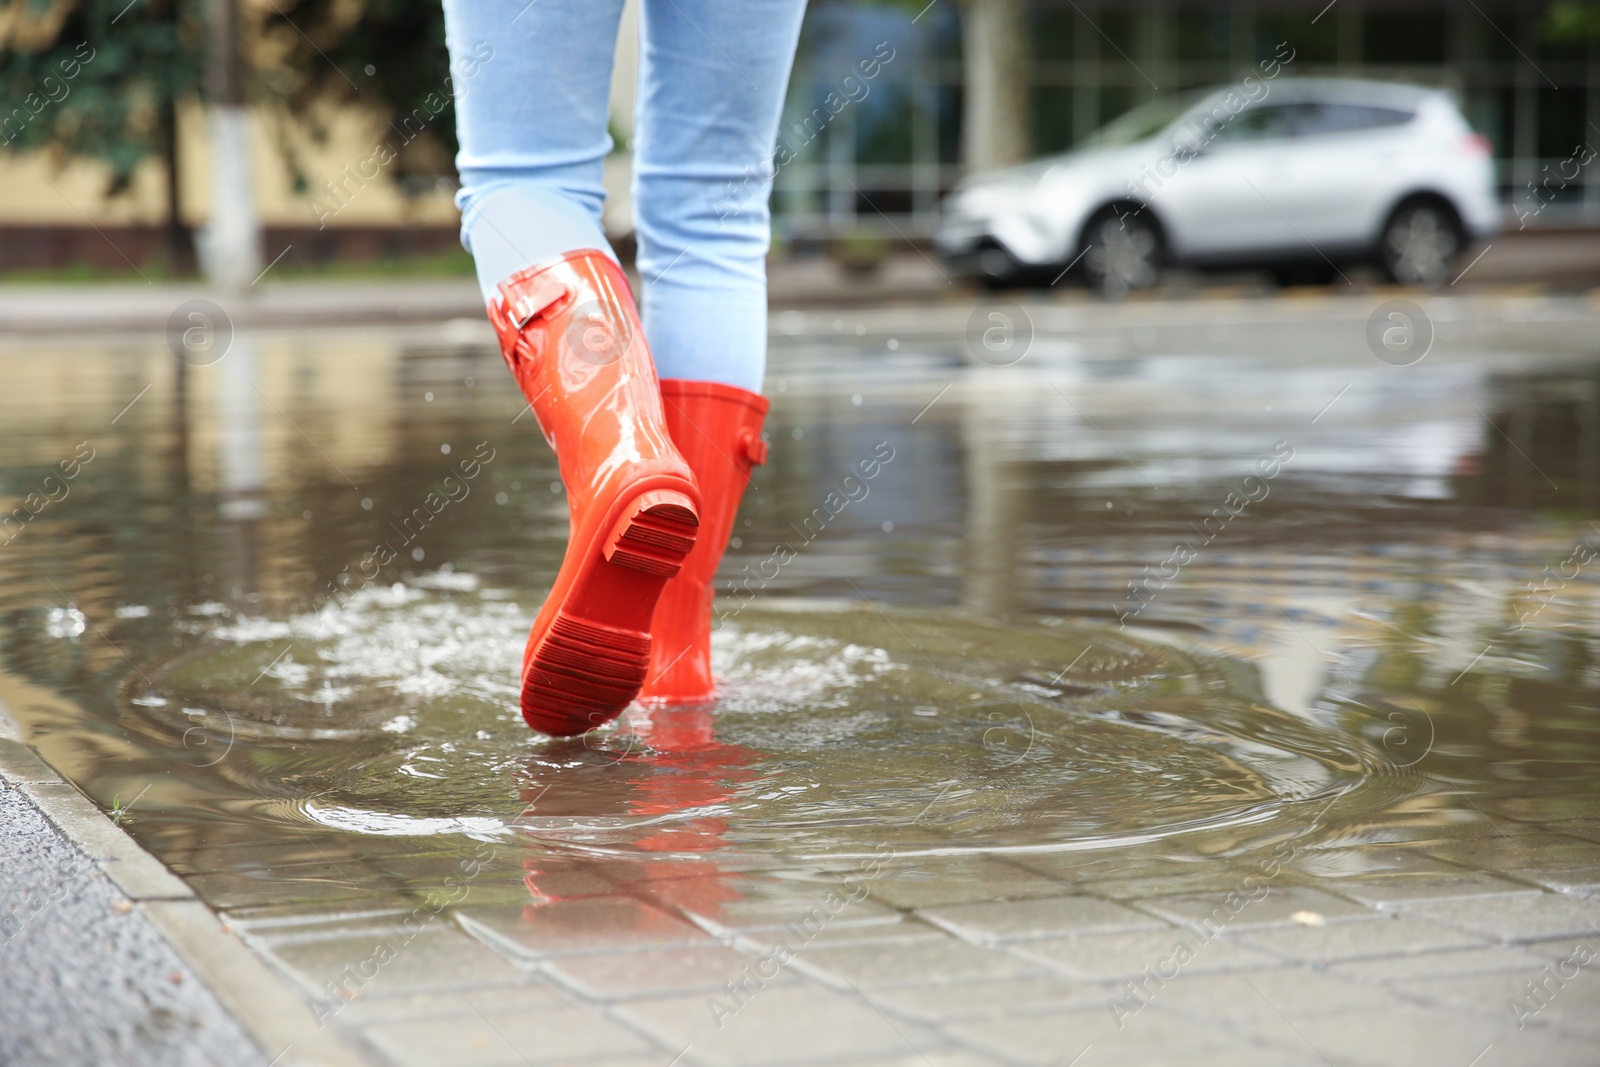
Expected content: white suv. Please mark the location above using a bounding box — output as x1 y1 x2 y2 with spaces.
935 79 1500 292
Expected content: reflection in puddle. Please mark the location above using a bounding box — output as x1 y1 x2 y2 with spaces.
1 302 1598 926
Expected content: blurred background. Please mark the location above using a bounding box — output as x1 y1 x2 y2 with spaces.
3 0 1600 289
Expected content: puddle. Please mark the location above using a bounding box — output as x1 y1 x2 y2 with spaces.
123 589 1392 868
2 305 1598 918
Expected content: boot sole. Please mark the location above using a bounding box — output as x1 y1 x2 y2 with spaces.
522 490 698 736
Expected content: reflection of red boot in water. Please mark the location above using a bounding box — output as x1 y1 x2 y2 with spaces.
641 381 770 705
488 251 702 737
520 703 756 921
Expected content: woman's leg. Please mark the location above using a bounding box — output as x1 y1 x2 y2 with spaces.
446 0 705 736
443 0 625 299
632 0 808 392
634 0 806 703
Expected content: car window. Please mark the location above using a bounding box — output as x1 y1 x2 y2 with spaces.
1207 104 1293 146
1078 92 1203 149
1288 102 1414 136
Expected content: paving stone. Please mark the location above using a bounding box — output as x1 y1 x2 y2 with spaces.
337 983 571 1025
1401 962 1600 1032
1290 849 1462 878
865 857 1073 909
1232 915 1487 964
732 916 948 955
456 898 711 961
794 936 1041 988
827 1054 1002 1067
919 896 1165 944
225 902 420 936
517 861 626 902
1522 934 1600 961
1161 967 1416 1020
1277 1005 1504 1067
545 944 786 1000
1139 886 1374 933
1081 867 1310 901
618 984 938 1067
361 1002 653 1066
947 1004 1241 1066
1095 1047 1322 1067
680 875 902 936
126 896 370 1067
261 925 528 1001
1512 865 1600 895
1417 833 1600 875
1013 927 1279 981
1476 1025 1600 1067
1329 873 1543 909
865 975 1110 1022
184 869 392 912
1397 893 1600 943
1002 850 1175 887
1327 945 1556 985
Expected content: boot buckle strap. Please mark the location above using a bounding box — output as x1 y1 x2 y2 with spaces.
739 430 769 466
500 274 570 330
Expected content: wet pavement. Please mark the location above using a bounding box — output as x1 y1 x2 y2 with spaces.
1 291 1599 1065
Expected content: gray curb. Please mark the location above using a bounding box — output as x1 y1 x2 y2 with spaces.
0 701 370 1067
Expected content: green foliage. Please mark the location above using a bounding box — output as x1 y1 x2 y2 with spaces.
1544 0 1600 42
259 0 457 189
0 0 202 194
0 0 458 197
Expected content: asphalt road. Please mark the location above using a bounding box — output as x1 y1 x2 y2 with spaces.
0 783 266 1067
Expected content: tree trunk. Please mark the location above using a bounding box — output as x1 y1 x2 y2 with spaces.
202 0 260 291
962 0 1031 174
159 93 193 274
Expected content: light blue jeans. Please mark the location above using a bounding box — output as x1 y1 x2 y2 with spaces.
443 0 807 393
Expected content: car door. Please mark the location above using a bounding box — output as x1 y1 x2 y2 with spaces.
1156 102 1300 259
1277 101 1416 249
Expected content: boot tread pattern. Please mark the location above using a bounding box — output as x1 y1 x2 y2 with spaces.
524 613 653 733
523 499 698 735
604 500 699 578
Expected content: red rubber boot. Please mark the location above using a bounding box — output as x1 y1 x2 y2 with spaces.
488 250 701 736
639 380 769 704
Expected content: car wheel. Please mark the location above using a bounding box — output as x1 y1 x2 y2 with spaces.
1081 210 1161 297
1380 201 1461 287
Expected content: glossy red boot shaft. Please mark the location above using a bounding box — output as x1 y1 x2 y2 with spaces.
488 250 701 736
640 380 769 704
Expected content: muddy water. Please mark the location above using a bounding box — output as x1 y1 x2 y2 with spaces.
2 297 1598 920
